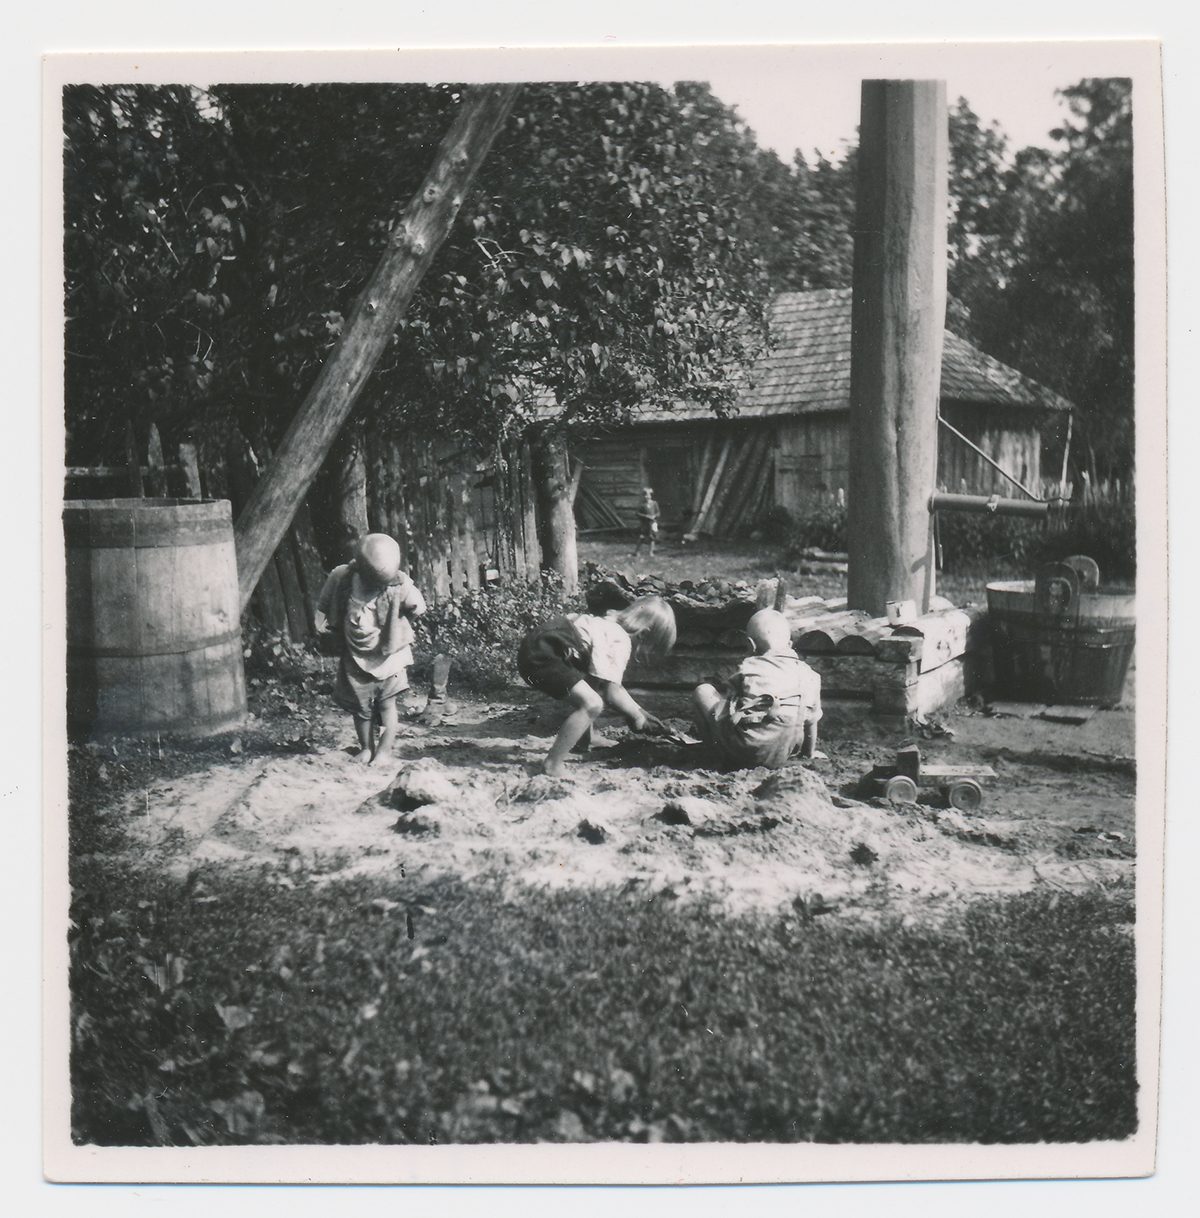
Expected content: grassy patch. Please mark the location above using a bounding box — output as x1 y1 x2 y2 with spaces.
70 863 1136 1146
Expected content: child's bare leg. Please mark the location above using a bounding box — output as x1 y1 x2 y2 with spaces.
351 713 373 763
691 684 722 743
800 720 825 760
543 682 603 777
370 698 399 765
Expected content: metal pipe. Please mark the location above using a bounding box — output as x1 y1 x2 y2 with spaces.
929 492 1050 519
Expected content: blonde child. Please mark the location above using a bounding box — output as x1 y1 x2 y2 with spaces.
693 608 823 769
315 533 427 765
517 596 677 777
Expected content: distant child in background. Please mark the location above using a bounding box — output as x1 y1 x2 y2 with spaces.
692 609 824 769
316 533 427 765
517 596 677 777
635 487 661 557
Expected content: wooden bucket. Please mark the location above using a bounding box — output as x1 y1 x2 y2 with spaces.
65 498 247 738
986 564 1135 707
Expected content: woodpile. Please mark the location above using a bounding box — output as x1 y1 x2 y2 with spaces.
684 428 776 540
575 482 628 532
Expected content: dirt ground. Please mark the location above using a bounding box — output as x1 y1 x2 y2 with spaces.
72 667 1135 927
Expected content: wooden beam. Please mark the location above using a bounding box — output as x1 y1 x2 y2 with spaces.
145 424 168 497
124 419 144 498
232 84 520 611
685 434 733 539
847 80 948 618
177 443 202 497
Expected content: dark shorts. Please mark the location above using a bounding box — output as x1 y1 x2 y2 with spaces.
517 620 591 700
333 656 406 720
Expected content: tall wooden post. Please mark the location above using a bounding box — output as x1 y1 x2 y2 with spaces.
847 80 948 618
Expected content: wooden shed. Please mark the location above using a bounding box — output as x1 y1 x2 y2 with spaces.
572 288 1072 536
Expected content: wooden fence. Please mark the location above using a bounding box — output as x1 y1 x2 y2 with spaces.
365 435 542 605
66 425 545 641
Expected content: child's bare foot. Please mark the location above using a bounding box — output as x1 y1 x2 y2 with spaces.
351 748 372 764
367 751 391 766
538 759 571 779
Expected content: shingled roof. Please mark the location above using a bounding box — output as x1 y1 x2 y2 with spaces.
637 288 1071 421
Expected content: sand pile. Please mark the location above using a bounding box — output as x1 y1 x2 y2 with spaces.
107 701 1123 922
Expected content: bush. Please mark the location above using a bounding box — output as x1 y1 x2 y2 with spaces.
936 494 1136 584
936 512 1045 579
1036 497 1136 584
413 573 584 693
774 502 848 558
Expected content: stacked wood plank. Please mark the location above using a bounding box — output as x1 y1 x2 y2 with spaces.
575 482 627 532
225 432 328 640
684 427 775 539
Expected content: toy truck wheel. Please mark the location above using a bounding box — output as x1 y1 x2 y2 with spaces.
884 775 919 805
947 779 983 811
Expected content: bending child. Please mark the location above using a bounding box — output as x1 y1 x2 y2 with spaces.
315 533 427 765
517 596 677 777
693 608 823 769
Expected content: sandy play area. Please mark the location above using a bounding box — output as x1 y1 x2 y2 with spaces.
77 676 1136 927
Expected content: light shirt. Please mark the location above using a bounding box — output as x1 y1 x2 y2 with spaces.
345 573 411 680
568 612 632 684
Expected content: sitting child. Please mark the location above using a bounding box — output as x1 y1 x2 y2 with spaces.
315 533 427 765
692 608 823 769
517 596 677 777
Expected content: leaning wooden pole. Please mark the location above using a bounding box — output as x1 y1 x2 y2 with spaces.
233 83 520 611
847 80 948 618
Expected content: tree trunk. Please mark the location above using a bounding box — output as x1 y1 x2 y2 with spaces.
335 430 370 562
530 422 579 595
232 83 520 612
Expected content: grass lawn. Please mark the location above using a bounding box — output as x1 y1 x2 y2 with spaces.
70 859 1136 1146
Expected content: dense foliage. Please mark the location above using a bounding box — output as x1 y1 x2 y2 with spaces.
63 82 772 472
947 81 1135 483
731 84 1135 483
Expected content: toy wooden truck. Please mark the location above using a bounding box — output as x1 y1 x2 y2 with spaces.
871 744 996 811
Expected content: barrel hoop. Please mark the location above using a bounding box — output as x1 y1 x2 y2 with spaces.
995 626 1135 646
68 628 242 659
63 515 233 549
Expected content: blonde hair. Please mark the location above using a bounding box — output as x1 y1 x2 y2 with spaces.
746 609 792 654
615 595 676 663
356 533 402 584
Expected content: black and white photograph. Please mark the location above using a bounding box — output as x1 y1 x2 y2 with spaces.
40 38 1167 1188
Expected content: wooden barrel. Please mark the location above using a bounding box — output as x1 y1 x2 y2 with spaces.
65 499 247 738
986 578 1135 707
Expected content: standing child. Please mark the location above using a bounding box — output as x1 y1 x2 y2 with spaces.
517 596 677 777
316 533 427 765
692 609 824 769
635 487 661 557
